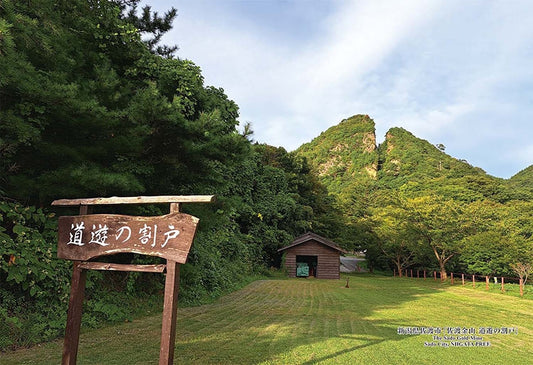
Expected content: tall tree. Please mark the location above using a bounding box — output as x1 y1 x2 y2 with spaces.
405 196 470 279
372 205 421 276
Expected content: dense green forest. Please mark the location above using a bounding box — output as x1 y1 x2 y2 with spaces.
0 0 339 349
0 0 531 351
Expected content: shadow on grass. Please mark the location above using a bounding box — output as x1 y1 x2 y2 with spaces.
168 275 443 364
7 274 520 364
300 337 385 365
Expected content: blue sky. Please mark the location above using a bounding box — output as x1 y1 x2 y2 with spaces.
142 0 532 179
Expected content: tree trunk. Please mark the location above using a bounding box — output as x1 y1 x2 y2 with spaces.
395 259 403 277
433 247 448 280
440 264 447 280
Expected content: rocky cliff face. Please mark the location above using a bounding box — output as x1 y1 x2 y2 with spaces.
296 115 379 194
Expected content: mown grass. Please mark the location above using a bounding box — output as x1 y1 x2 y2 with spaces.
1 274 531 364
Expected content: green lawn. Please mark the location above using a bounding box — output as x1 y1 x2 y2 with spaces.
1 274 531 364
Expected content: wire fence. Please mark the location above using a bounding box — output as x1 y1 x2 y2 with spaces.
393 268 529 297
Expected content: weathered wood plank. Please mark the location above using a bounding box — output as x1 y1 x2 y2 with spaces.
78 262 166 273
170 203 180 213
52 195 215 206
57 213 199 263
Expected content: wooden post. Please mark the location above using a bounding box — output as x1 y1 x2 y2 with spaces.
501 277 505 293
345 277 349 288
159 202 182 365
410 269 413 278
393 269 396 277
62 205 91 365
520 278 524 297
451 272 454 285
424 270 426 280
486 276 489 290
434 271 437 281
417 270 420 279
462 273 465 286
472 275 475 288
159 261 180 365
62 261 86 365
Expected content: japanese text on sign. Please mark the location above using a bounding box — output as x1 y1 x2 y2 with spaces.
67 222 180 248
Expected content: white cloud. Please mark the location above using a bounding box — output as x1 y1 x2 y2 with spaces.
145 0 533 178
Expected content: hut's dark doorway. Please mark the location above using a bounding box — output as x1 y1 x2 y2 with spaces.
296 255 318 277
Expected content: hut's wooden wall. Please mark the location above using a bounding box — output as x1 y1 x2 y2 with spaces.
283 240 340 279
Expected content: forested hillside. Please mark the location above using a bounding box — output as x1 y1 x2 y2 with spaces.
296 115 532 279
0 0 340 349
508 165 533 199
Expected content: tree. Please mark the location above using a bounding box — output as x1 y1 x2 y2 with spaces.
461 231 515 276
405 196 470 279
511 263 532 285
372 205 421 276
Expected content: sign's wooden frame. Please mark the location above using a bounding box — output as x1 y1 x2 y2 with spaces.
52 195 215 365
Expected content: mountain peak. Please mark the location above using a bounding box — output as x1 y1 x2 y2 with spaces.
295 114 510 201
296 115 378 191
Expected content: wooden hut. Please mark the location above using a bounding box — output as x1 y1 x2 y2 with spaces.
278 232 346 279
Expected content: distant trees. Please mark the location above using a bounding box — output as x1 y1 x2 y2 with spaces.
371 194 468 279
370 191 532 280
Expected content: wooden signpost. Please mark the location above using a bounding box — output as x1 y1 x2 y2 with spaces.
52 195 214 365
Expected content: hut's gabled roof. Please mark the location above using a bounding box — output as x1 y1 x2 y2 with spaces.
277 232 347 253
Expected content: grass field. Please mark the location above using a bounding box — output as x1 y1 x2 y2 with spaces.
1 274 532 364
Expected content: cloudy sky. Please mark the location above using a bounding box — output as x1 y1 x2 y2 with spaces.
142 0 532 179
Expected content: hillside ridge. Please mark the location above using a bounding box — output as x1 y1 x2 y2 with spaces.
295 114 531 205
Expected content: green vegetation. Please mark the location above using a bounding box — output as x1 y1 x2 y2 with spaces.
1 275 531 364
297 115 378 189
0 0 339 349
1 0 531 354
296 116 532 280
508 165 533 200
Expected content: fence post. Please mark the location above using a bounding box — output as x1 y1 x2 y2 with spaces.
434 271 437 281
520 278 524 297
501 277 505 293
462 273 465 286
451 272 454 285
486 276 489 290
424 270 426 280
472 275 475 288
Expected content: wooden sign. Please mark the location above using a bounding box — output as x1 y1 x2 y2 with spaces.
57 213 198 263
52 195 214 365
